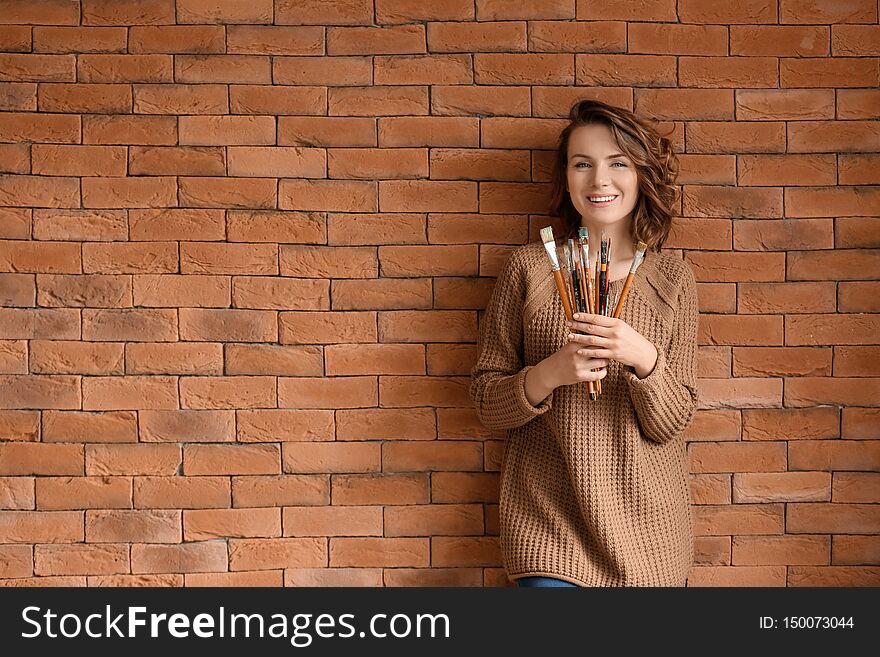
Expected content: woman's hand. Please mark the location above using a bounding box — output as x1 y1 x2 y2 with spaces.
566 313 659 379
524 341 609 405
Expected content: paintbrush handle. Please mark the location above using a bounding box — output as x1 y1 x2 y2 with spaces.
613 274 636 319
553 270 573 320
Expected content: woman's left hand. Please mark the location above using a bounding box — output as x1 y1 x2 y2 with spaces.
566 313 658 379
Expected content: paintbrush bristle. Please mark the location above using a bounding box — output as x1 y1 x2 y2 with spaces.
540 226 555 245
636 240 647 253
579 227 588 238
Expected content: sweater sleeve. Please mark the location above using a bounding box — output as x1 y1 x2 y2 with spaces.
470 250 553 431
624 261 700 445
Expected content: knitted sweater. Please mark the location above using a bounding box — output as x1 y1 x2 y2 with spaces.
470 241 699 587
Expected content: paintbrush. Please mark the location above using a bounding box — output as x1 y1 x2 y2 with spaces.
612 241 648 319
540 226 573 321
575 229 598 400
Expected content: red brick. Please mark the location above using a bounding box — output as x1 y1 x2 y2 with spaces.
278 376 378 409
687 121 786 153
232 474 329 508
229 85 325 115
689 442 787 474
32 145 126 176
176 0 273 24
576 54 675 87
0 175 80 207
788 440 880 471
379 376 470 408
629 23 728 56
133 274 230 307
86 444 180 477
839 282 880 312
275 0 372 25
697 378 782 409
331 474 429 505
481 117 568 148
832 535 880 565
693 536 730 565
0 374 80 409
843 409 880 439
690 474 731 505
327 148 424 180
433 536 500 567
0 509 83 543
428 21 524 52
282 506 382 536
325 343 425 375
731 25 829 57
33 26 127 53
693 503 784 535
279 117 376 147
634 89 733 121
30 340 123 375
35 544 128 576
684 186 782 218
384 504 482 536
131 542 226 574
732 472 831 503
782 58 878 88
82 0 175 25
697 315 783 345
529 20 624 53
787 314 880 346
377 0 473 23
78 54 172 83
687 251 785 282
178 242 276 275
789 566 880 587
833 473 880 502
733 535 829 566
328 25 425 55
282 443 381 474
83 115 176 145
784 378 880 408
232 278 329 311
837 89 880 120
697 283 736 313
836 344 880 376
383 442 482 472
743 406 838 442
134 477 230 509
379 245 477 277
0 54 75 82
327 213 424 246
336 408 436 441
0 26 30 52
330 85 428 116
237 409 334 442
175 55 271 84
780 0 876 23
431 85 530 116
179 376 276 410
82 308 177 341
431 472 499 503
834 217 880 248
227 26 323 55
42 410 136 444
477 53 573 85
82 177 177 208
0 85 35 112
375 55 472 85
738 154 836 187
788 502 880 534
184 508 280 540
86 509 179 543
227 210 325 243
788 250 880 281
480 0 575 20
133 84 227 114
839 156 880 185
228 538 326 570
678 0 777 23
129 25 225 53
330 537 429 567
274 56 372 86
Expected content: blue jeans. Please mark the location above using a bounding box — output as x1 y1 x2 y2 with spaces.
517 576 578 587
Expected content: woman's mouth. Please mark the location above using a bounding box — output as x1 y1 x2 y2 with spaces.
587 195 618 207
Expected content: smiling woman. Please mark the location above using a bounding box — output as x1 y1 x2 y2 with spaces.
470 100 700 588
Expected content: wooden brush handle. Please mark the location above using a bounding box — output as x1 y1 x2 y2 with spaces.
613 274 635 319
553 270 573 320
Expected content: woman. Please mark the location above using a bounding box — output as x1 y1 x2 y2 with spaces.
470 99 700 587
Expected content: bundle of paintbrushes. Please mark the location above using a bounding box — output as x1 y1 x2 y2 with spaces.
540 226 648 400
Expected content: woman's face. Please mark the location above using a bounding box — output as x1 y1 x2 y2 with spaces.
565 123 639 231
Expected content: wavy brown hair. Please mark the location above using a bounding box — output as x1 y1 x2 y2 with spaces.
549 99 680 252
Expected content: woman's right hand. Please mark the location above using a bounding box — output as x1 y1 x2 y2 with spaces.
524 341 608 405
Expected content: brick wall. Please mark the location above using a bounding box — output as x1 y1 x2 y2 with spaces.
0 0 877 587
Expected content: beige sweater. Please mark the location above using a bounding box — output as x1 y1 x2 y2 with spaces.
470 241 699 587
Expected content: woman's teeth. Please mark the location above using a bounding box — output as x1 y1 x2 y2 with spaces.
589 195 617 204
